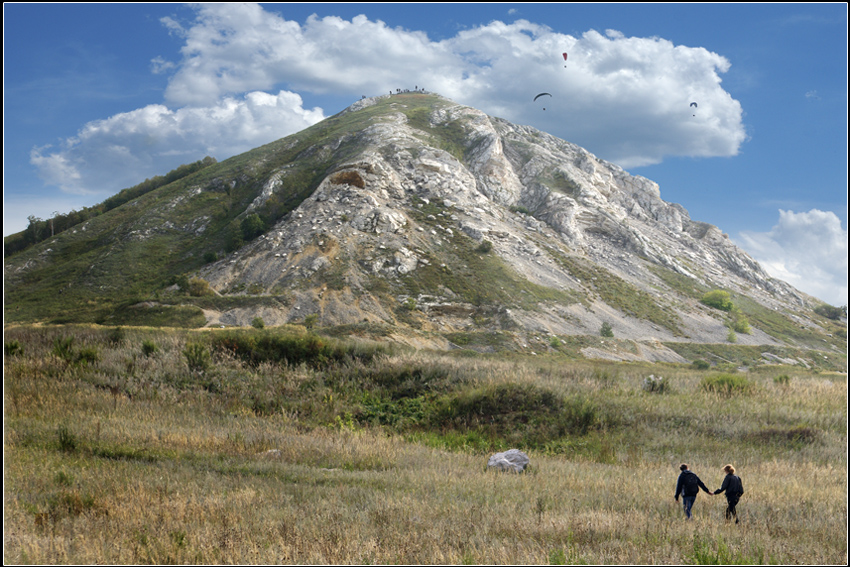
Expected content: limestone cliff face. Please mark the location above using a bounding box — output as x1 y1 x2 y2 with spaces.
198 93 810 349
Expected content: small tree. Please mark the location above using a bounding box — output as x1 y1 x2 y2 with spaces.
600 322 614 338
729 308 751 334
251 316 265 329
241 213 266 241
814 303 844 320
188 277 215 297
701 290 734 312
304 313 319 330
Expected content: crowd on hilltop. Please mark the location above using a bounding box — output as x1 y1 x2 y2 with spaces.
359 87 429 101
390 87 427 95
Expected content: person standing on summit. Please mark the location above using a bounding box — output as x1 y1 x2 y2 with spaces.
674 463 713 519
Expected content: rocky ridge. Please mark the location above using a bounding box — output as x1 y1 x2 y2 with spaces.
195 93 823 359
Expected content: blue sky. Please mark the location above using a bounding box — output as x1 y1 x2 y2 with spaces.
3 3 847 306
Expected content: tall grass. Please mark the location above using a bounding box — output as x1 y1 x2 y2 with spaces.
4 325 847 564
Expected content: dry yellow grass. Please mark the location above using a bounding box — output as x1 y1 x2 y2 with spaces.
3 326 847 564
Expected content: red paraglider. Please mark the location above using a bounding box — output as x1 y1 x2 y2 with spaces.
563 52 568 68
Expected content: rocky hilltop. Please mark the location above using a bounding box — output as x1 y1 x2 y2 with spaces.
5 93 844 364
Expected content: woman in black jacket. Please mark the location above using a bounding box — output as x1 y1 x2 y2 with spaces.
714 464 744 523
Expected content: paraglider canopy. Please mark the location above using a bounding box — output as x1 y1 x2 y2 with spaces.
690 102 698 108
563 52 568 67
534 92 552 111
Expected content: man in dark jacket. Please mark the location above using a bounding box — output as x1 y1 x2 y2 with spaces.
674 463 713 519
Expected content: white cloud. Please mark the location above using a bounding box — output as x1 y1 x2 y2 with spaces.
30 4 747 197
161 5 745 167
737 209 848 307
30 91 325 195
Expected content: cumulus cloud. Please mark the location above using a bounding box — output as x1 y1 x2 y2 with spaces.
30 3 746 195
161 5 745 166
737 209 848 307
30 91 324 195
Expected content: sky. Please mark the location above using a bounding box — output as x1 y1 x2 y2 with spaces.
3 3 847 307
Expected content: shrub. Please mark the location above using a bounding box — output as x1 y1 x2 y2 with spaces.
642 374 670 393
5 340 23 357
600 322 614 338
210 330 384 369
726 328 737 343
141 340 158 357
241 213 266 241
814 303 844 320
509 205 531 215
53 336 76 363
476 240 493 253
701 290 734 311
75 347 99 367
701 373 752 396
107 326 125 345
773 374 790 386
57 425 77 453
691 359 710 370
183 342 211 373
188 278 215 297
729 309 751 334
251 316 265 329
52 336 98 366
203 251 218 264
304 314 318 329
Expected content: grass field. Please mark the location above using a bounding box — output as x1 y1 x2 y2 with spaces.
4 324 847 564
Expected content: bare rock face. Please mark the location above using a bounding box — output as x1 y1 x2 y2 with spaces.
190 94 824 357
487 449 530 473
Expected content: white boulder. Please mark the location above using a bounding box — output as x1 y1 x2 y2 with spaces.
487 449 529 473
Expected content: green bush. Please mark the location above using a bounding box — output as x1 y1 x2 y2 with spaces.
814 303 844 320
53 336 76 363
52 336 98 366
701 373 752 396
107 326 125 345
304 314 318 329
729 310 751 334
241 213 266 241
188 278 215 297
251 317 265 329
210 330 384 369
183 342 211 373
600 322 614 338
5 340 23 357
701 290 734 311
773 374 790 386
691 359 710 370
141 340 158 357
475 240 493 253
57 425 77 453
642 374 670 393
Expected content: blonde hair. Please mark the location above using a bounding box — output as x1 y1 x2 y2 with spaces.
723 464 736 474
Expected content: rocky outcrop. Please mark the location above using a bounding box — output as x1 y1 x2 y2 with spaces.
190 94 822 354
487 449 530 473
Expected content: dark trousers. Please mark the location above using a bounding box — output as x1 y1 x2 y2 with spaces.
725 495 740 522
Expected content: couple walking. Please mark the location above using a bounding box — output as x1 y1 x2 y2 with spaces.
674 463 744 522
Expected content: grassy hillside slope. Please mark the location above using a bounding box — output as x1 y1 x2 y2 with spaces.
4 325 846 564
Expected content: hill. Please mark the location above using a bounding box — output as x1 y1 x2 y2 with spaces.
4 93 845 368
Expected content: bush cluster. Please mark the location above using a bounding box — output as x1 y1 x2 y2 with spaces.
700 373 753 396
210 330 385 369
